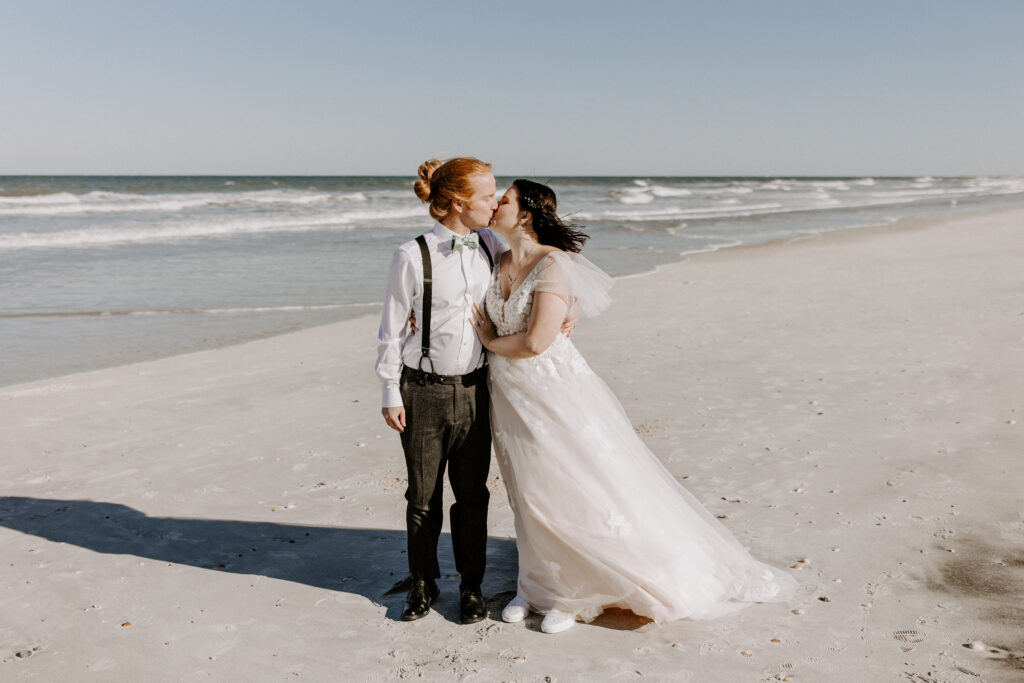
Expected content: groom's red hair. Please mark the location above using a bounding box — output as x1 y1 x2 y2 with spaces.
414 157 492 222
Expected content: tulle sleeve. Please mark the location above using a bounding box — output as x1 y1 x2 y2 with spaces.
533 251 613 318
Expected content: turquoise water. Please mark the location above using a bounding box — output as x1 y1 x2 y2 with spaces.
3 175 1024 386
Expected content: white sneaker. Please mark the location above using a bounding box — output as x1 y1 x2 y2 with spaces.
540 610 576 634
501 595 531 623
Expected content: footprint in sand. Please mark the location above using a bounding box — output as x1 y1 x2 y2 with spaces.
861 579 891 612
893 628 926 653
472 622 502 643
892 629 925 644
864 575 893 599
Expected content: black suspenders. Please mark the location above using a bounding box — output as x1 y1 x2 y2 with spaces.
414 235 434 374
479 239 494 270
413 233 493 378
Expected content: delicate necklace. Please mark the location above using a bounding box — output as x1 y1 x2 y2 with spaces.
507 250 539 285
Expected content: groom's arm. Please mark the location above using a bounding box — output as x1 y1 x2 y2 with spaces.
376 249 417 431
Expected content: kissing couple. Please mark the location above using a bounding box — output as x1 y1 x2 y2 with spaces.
375 157 796 633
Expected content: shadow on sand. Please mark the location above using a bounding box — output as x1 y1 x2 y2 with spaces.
0 496 520 623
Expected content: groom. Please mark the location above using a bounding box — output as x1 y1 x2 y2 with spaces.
376 157 506 623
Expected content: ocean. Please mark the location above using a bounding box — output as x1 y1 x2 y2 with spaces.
3 175 1024 387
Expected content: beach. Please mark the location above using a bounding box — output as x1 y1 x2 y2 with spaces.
2 205 1023 681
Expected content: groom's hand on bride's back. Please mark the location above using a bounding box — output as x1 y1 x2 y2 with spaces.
383 406 406 433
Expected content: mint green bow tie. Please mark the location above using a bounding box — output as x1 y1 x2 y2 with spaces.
450 233 479 251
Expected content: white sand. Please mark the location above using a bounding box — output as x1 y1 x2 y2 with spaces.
2 207 1022 681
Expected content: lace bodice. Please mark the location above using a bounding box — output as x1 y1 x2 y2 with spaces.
484 249 614 339
484 256 547 337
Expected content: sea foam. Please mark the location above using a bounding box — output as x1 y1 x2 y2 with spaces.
0 208 426 250
0 189 368 217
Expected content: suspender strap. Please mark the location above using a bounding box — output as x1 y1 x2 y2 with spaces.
414 232 492 375
479 238 493 269
414 235 434 372
475 237 492 371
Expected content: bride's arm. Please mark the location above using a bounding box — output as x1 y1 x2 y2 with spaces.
471 292 569 359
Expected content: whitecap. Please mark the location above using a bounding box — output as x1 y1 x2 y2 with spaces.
0 188 374 217
614 187 654 204
759 180 794 191
0 191 80 205
0 206 430 250
649 186 692 197
700 186 754 195
577 202 784 222
809 180 850 190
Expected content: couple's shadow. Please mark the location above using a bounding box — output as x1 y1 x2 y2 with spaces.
0 496 519 623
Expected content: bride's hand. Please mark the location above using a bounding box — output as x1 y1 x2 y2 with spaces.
470 303 496 348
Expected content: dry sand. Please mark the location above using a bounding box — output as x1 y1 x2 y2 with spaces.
2 206 1022 682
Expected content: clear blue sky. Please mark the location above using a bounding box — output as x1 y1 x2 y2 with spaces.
2 0 1022 175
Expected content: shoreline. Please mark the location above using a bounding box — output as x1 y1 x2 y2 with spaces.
6 199 1024 392
618 198 1021 278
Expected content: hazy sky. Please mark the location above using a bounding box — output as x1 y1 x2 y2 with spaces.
2 1 1022 176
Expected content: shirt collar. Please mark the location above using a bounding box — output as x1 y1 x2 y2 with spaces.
432 222 482 251
432 222 457 241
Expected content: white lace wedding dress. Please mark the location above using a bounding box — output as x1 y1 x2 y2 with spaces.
485 250 797 623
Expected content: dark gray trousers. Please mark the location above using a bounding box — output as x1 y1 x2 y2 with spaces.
399 366 491 590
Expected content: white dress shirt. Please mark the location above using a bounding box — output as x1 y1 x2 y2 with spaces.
376 222 508 408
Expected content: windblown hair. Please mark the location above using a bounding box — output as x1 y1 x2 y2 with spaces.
512 179 589 253
414 157 492 222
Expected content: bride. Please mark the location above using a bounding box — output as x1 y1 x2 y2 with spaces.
469 179 797 634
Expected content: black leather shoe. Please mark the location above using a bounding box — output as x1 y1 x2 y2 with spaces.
459 587 487 624
401 578 439 621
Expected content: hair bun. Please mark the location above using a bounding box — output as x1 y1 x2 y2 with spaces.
414 159 442 202
412 156 492 221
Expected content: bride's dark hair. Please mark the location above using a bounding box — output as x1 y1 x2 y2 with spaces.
513 179 589 253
